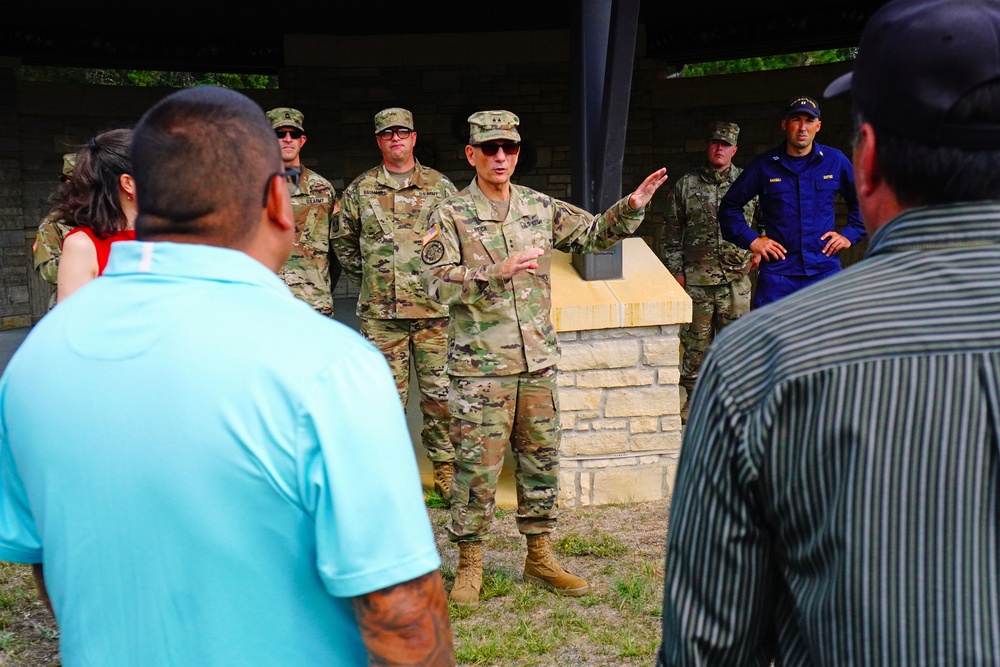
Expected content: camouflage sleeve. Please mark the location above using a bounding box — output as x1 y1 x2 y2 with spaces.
551 195 644 255
662 181 685 276
420 208 506 308
330 183 363 287
442 177 458 199
32 217 68 286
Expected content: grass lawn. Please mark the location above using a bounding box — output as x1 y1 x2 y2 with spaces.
0 498 670 666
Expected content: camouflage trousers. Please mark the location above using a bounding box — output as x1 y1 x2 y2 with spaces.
680 277 751 392
360 316 451 463
447 367 560 543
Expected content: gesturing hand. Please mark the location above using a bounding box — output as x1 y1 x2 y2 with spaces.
501 248 545 279
628 168 669 210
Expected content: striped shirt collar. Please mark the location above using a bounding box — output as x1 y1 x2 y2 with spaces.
868 201 1000 256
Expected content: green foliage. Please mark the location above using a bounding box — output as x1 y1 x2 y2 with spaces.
17 66 277 89
680 48 857 77
611 572 660 614
555 532 627 558
424 490 450 509
480 568 516 600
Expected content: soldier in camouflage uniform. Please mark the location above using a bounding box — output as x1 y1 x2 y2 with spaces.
32 153 77 310
266 108 339 316
421 110 669 609
332 108 457 500
663 122 758 423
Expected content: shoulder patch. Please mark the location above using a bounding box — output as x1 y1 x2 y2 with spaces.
332 201 341 215
422 224 440 246
421 240 445 265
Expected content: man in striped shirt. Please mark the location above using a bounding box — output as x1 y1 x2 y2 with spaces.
659 1 1000 665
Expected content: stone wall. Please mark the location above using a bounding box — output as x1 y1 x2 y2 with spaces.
556 324 683 506
550 238 689 507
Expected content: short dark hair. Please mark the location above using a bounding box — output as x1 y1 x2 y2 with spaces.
132 86 281 245
53 128 133 238
856 79 1000 207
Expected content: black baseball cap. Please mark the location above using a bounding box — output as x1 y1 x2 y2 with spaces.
825 0 1000 149
783 96 821 119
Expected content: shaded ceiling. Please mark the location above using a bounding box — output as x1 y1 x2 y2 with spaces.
3 1 889 72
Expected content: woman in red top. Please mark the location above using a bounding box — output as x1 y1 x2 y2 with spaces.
55 129 137 303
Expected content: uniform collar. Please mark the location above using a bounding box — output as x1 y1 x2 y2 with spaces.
377 159 425 190
469 178 527 222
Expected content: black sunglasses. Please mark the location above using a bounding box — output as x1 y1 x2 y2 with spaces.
261 166 302 206
473 142 521 156
377 127 413 140
275 129 304 140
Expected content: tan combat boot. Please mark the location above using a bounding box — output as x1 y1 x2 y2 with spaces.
450 541 483 609
523 533 590 596
433 461 453 503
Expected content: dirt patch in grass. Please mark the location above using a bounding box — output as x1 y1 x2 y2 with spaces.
0 564 59 666
0 499 671 666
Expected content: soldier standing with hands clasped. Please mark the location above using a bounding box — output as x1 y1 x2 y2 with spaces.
333 108 457 500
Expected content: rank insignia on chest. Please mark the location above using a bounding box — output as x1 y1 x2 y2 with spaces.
823 174 834 179
769 178 782 183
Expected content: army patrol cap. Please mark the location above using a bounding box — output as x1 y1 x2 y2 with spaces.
374 107 415 134
468 110 521 144
708 122 739 146
61 153 76 180
783 96 821 119
266 107 305 132
825 0 1000 150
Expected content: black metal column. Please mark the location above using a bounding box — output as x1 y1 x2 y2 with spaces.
571 0 641 281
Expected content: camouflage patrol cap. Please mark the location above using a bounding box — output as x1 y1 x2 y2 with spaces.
468 110 521 144
374 107 415 133
266 107 305 132
60 153 76 180
708 122 739 146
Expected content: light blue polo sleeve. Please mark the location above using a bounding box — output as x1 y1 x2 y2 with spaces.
295 343 441 598
0 376 43 564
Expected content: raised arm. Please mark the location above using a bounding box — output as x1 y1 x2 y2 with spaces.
351 570 455 667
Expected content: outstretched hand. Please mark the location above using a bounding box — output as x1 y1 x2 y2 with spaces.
628 168 669 210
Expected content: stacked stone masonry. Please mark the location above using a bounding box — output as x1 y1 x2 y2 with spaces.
556 325 683 507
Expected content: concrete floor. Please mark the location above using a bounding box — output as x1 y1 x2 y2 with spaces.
0 295 519 508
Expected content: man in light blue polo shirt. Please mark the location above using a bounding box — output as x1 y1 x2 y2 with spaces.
0 87 454 666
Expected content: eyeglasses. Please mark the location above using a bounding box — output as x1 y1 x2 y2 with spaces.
275 129 304 140
377 127 413 140
473 142 521 156
261 166 302 206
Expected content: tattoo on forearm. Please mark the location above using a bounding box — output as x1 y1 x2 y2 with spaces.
352 570 455 666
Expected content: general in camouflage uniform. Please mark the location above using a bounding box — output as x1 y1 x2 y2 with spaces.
332 107 457 497
32 153 77 310
421 109 669 609
266 107 339 317
663 122 758 422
